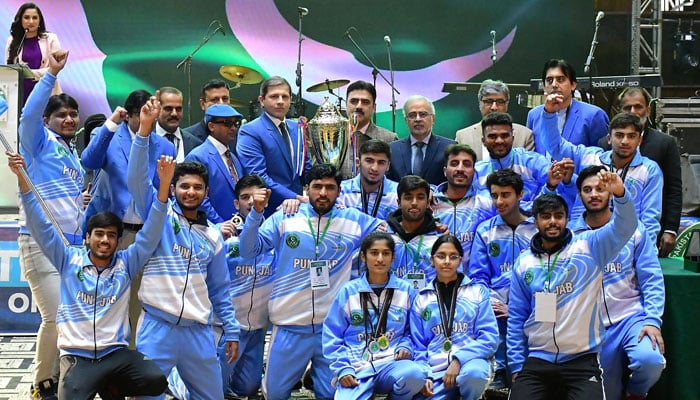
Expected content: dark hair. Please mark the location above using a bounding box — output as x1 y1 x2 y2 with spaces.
200 79 228 100
157 86 183 101
359 231 396 256
81 113 107 148
124 89 152 115
486 168 524 194
443 144 477 167
575 165 608 192
305 163 341 187
7 3 46 64
234 174 266 199
397 175 430 198
481 112 513 131
346 80 377 103
430 234 463 257
172 161 209 187
86 211 123 238
43 94 79 119
541 59 577 84
359 139 391 159
260 76 292 97
532 193 569 217
618 87 651 107
609 112 643 135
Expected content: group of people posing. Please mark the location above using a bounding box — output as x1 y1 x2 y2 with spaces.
7 4 675 400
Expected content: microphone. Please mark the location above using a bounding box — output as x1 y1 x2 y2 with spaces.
298 7 309 16
15 28 29 63
490 30 497 63
384 35 391 46
216 20 226 36
342 26 356 38
352 111 358 126
595 11 605 23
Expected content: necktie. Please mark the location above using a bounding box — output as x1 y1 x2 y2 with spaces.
225 149 239 182
165 133 179 153
412 142 425 175
279 122 293 157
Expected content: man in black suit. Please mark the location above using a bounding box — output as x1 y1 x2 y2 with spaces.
155 86 203 162
387 95 455 185
183 79 231 142
597 87 682 256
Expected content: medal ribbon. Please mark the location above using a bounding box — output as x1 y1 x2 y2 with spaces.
361 288 395 339
361 179 384 217
435 280 460 344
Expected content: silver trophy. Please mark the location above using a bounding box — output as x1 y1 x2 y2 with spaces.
306 96 349 169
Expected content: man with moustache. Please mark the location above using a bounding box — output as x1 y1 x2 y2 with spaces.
339 80 398 179
155 86 202 162
239 164 383 400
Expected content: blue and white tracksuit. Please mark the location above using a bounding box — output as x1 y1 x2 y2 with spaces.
339 175 399 220
323 273 425 400
540 110 663 243
507 191 637 376
570 217 666 399
239 204 383 400
128 134 239 400
432 183 495 274
409 275 499 400
474 148 552 215
385 209 441 284
21 190 166 357
470 215 537 373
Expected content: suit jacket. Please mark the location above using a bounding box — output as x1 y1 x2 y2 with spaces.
339 122 399 179
5 32 62 93
527 98 609 154
455 122 535 161
183 120 209 142
181 129 203 156
186 138 245 223
81 122 175 220
598 126 682 234
387 133 456 186
237 113 312 217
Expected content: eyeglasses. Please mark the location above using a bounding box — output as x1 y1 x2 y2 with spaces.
481 99 507 106
406 111 433 120
433 254 461 262
211 119 242 128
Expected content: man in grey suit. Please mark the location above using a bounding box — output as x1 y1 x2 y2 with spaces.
339 80 398 179
387 95 455 186
455 79 534 160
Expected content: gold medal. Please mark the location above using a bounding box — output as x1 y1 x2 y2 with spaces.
442 339 452 352
377 335 389 350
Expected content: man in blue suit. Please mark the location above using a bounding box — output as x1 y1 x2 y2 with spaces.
186 103 245 223
237 76 312 217
526 59 609 155
387 95 455 185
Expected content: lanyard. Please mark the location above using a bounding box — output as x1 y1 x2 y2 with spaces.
609 159 632 183
306 211 333 259
361 288 395 339
538 251 561 292
361 180 384 217
490 155 515 173
435 281 459 341
406 235 424 270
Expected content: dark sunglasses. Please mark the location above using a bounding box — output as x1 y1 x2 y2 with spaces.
211 119 242 128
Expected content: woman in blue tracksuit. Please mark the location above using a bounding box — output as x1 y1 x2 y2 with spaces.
410 234 499 400
323 232 426 400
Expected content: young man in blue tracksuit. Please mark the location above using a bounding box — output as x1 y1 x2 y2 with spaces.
469 169 538 393
17 50 85 399
323 232 425 399
540 94 663 244
8 151 172 399
507 170 637 399
239 163 383 400
127 96 240 400
569 165 665 400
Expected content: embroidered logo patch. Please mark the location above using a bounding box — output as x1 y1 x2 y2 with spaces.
57 146 70 158
228 243 239 258
421 308 432 321
489 242 500 257
351 311 363 325
77 269 84 282
524 270 534 285
286 234 300 249
172 219 181 234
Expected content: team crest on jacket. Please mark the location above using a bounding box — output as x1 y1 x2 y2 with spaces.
422 308 432 321
228 243 240 258
351 311 363 325
172 219 181 234
524 270 534 285
57 146 70 158
489 242 500 257
286 234 300 249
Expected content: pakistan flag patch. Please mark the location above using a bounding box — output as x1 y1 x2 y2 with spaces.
172 219 181 234
57 146 70 158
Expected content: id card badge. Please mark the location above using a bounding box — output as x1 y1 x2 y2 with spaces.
534 292 557 323
406 272 426 290
310 260 330 290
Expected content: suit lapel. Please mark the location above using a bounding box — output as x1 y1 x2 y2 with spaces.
117 127 132 161
264 114 293 171
562 101 581 142
208 141 236 190
401 139 412 175
422 135 440 174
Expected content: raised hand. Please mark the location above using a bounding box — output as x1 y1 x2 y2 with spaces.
252 188 271 213
138 91 161 137
48 50 69 76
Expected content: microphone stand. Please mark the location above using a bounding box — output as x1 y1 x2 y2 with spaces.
176 21 222 126
583 17 602 103
294 9 306 118
371 68 378 124
385 40 396 132
345 31 400 125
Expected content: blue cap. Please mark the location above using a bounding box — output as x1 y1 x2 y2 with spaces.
205 104 243 123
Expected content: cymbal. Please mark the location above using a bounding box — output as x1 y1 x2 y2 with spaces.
219 65 263 84
306 79 350 93
229 99 251 108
